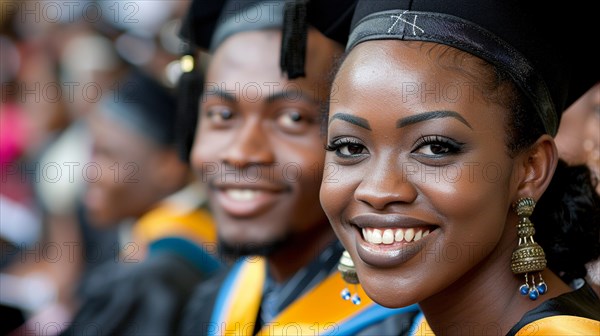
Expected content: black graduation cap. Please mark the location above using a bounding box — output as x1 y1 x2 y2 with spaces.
180 0 289 52
100 69 177 146
331 0 598 136
179 0 357 64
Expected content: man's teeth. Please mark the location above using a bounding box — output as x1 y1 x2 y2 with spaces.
226 189 259 201
362 228 431 245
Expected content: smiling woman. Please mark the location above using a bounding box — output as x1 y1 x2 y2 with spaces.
317 0 600 335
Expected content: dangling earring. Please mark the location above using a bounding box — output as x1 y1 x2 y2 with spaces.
511 197 548 300
338 250 361 305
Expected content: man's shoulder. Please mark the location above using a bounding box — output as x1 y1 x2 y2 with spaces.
179 267 233 335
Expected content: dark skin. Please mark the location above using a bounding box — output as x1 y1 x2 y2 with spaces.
556 83 600 193
556 83 600 294
190 29 342 282
85 111 189 227
320 41 571 335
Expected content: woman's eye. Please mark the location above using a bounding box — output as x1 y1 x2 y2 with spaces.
339 143 367 156
326 138 368 158
416 143 451 155
412 135 463 157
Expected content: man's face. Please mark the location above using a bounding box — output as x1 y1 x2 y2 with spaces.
191 29 341 255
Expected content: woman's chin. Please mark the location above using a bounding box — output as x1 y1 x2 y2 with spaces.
361 280 419 308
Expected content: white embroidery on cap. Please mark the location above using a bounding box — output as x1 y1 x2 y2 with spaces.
388 11 424 35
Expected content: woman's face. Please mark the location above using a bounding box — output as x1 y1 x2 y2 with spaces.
320 41 522 308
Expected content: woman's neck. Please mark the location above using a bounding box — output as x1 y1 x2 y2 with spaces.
419 235 571 335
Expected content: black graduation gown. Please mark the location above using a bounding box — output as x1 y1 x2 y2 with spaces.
62 251 215 336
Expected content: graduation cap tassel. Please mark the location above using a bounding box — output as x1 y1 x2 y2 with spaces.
280 0 308 79
176 49 203 163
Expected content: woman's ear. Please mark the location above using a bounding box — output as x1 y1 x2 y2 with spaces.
515 134 558 200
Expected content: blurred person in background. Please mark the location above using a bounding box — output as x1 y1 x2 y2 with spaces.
556 83 600 193
61 68 220 336
555 83 600 296
2 1 219 334
1 2 95 332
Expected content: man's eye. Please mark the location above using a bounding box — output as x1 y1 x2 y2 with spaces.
279 110 302 125
206 108 234 123
276 109 312 133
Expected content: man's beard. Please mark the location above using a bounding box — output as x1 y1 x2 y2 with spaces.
217 233 290 260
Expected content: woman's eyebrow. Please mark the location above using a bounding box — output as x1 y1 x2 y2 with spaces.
329 112 371 130
396 110 472 129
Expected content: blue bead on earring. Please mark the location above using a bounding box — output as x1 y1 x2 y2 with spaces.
341 288 351 301
338 251 361 305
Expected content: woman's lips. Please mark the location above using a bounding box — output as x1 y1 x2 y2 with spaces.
348 214 439 268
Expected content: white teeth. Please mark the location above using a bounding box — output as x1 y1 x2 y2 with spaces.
226 189 258 201
371 229 382 244
404 228 415 242
363 227 432 245
395 229 404 242
382 229 394 244
414 230 422 241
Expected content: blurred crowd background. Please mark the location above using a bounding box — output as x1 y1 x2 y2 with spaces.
1 1 198 333
0 0 598 335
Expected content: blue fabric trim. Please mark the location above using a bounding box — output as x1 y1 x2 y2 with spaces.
207 259 246 336
323 303 420 336
148 237 222 276
409 311 425 336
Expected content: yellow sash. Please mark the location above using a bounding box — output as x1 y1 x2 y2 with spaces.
516 315 600 335
210 257 417 336
413 314 600 335
133 204 216 250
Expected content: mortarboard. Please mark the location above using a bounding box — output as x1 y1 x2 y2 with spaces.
329 0 599 136
180 0 287 52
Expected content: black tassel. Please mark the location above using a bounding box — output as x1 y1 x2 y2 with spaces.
176 50 203 163
280 0 309 79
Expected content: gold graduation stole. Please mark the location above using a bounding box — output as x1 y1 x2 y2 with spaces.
515 315 600 335
134 204 221 274
412 313 600 335
133 204 217 249
209 257 419 336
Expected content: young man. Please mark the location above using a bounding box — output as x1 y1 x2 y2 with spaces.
179 1 418 335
